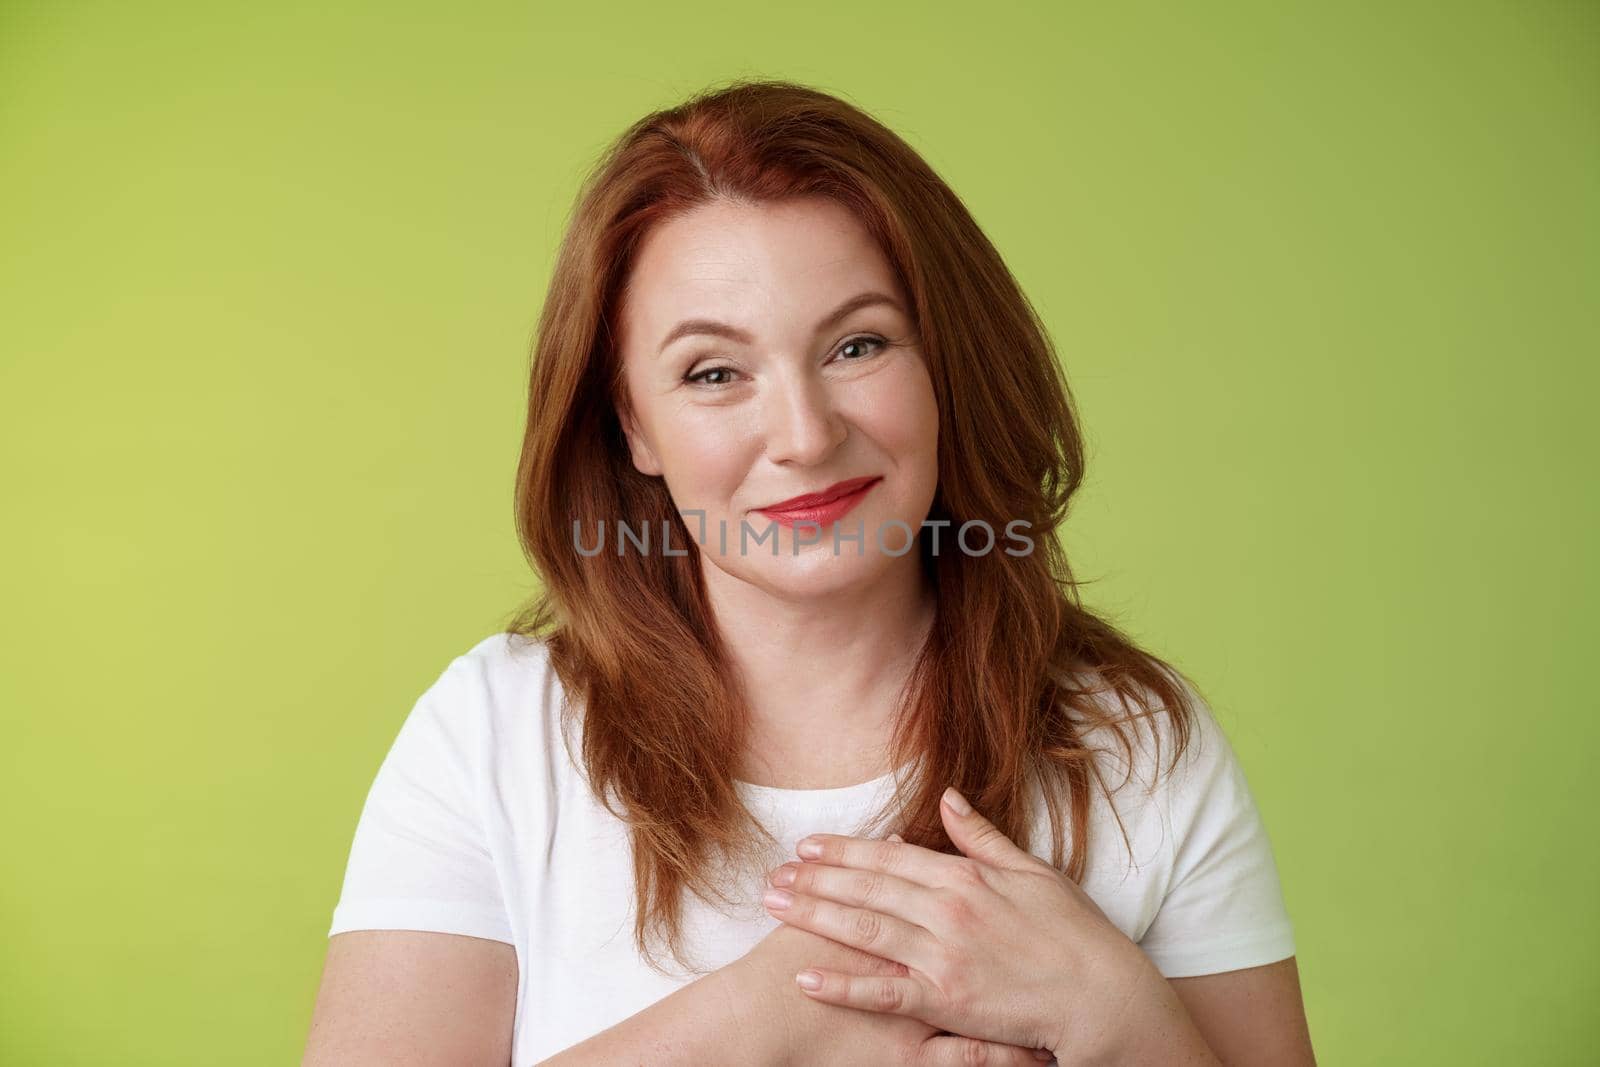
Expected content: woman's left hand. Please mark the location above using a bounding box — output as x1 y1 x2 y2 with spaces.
761 786 1163 1059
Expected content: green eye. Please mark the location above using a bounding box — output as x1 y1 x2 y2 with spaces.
685 334 887 389
838 335 887 360
686 367 735 387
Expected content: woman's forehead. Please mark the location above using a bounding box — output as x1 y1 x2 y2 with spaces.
621 200 903 341
640 198 890 285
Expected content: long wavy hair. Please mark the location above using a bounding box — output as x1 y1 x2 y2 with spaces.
507 77 1203 974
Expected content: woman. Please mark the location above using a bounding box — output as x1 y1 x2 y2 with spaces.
304 79 1316 1065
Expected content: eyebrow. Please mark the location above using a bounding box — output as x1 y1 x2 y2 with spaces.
656 290 905 356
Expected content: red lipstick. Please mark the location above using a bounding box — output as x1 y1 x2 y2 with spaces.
755 476 882 530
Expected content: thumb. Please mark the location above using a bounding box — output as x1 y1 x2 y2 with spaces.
919 1035 1055 1065
940 786 1030 870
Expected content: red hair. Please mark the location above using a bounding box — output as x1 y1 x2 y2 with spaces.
507 77 1201 973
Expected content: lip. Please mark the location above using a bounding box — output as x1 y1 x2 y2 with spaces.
757 476 882 513
754 476 882 530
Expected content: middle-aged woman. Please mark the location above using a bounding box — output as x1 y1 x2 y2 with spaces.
305 79 1317 1065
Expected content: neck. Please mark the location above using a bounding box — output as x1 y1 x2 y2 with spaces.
703 554 935 790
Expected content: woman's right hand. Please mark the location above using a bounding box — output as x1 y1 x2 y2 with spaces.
734 921 1055 1066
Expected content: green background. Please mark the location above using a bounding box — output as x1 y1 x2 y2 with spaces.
2 1 1595 1063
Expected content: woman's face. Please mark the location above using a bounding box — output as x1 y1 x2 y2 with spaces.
614 195 939 600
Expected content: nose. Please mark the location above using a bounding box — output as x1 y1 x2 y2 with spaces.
762 368 847 466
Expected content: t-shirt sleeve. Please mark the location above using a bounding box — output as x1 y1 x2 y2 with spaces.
327 653 514 945
1135 690 1297 978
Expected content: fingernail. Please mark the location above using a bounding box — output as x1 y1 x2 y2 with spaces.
762 887 793 910
795 969 823 990
942 786 972 816
770 864 797 887
797 837 823 859
887 833 904 843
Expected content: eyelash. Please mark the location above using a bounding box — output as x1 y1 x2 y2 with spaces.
684 334 889 389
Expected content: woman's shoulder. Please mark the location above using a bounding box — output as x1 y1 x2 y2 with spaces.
449 629 558 684
329 632 571 948
1054 663 1240 815
405 630 573 759
1045 666 1296 976
436 629 561 694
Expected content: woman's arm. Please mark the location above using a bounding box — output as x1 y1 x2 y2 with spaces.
538 954 786 1065
302 931 518 1066
302 924 1051 1066
302 929 784 1067
559 926 1051 1067
1168 957 1317 1066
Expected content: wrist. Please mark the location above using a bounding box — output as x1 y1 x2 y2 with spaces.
719 951 797 1066
1058 962 1217 1067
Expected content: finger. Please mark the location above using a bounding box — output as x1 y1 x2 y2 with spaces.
795 831 968 888
763 886 938 968
792 968 926 1018
773 862 944 971
816 938 911 978
939 787 1038 872
917 1035 1055 1066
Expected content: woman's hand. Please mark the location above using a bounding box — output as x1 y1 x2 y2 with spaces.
760 787 1164 1060
738 921 1057 1066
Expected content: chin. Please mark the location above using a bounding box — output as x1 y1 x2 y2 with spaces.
746 546 901 598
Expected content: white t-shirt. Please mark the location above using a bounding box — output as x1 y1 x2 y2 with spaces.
328 631 1296 1065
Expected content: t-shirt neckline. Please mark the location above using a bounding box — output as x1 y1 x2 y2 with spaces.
733 761 912 812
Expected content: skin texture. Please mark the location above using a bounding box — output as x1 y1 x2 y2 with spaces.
735 923 1057 1066
302 930 517 1066
1169 959 1318 1066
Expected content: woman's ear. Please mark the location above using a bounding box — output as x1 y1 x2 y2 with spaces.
615 400 663 477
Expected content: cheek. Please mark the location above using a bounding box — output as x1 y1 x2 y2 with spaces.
652 405 759 503
852 362 939 471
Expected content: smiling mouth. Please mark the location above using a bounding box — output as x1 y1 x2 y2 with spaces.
756 476 882 514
